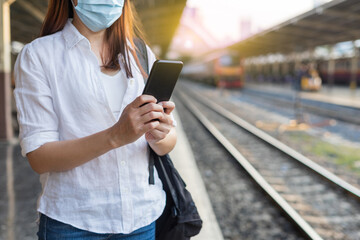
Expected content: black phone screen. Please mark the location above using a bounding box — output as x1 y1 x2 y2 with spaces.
142 60 183 103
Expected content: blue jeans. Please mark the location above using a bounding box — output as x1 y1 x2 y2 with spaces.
37 214 155 240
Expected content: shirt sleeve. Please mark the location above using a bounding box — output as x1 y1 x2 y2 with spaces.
13 44 60 158
145 45 177 127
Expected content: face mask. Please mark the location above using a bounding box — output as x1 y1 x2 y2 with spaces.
71 0 125 32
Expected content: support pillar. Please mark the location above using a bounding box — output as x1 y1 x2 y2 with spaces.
294 52 301 74
308 47 317 71
256 62 262 82
327 45 335 88
273 61 279 83
259 63 263 81
282 60 290 84
350 41 358 90
308 48 315 62
0 0 15 141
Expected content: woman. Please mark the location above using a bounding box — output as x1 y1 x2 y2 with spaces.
13 0 177 239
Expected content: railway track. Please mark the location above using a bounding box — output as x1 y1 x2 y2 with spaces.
242 88 360 125
174 84 360 240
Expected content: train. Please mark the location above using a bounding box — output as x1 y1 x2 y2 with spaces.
250 56 360 89
182 48 360 91
317 57 360 86
181 50 244 88
244 59 323 91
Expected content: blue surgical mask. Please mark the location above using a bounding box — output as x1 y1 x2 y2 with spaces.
71 0 125 32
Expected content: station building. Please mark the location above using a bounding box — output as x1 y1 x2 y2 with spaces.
228 0 360 89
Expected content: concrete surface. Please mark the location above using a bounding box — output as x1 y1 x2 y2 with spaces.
170 110 224 240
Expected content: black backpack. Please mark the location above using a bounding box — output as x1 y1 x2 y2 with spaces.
134 38 203 240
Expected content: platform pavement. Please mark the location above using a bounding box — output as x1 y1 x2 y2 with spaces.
246 83 360 109
170 110 224 240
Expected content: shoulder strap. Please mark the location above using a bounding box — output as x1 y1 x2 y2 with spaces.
134 38 149 76
134 38 156 185
158 154 180 212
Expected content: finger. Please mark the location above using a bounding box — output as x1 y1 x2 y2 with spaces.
139 102 164 116
147 128 167 140
158 101 175 114
142 120 160 132
159 101 175 109
132 95 157 108
164 108 174 115
153 123 172 134
141 111 165 123
157 114 173 125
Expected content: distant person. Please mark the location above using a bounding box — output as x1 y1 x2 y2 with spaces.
294 61 310 91
292 61 310 122
13 0 177 239
294 61 321 92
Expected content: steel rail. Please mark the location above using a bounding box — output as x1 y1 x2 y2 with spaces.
243 89 360 125
182 85 360 199
177 91 323 240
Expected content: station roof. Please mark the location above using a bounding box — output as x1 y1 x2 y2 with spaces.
10 0 186 57
229 0 360 58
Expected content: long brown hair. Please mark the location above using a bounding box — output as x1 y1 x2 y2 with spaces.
40 0 147 78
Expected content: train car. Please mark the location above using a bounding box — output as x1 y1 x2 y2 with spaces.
182 50 244 88
317 57 360 85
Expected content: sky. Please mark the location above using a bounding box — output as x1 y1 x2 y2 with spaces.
185 0 332 45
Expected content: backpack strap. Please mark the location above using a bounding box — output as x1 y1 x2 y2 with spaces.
150 148 180 216
134 38 155 185
134 38 149 78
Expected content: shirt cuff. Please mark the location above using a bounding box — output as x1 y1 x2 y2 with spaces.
20 131 60 157
170 113 177 127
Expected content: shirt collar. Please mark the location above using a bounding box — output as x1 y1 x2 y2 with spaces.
62 19 86 49
62 19 136 51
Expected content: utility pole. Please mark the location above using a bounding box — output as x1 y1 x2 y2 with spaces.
0 0 16 141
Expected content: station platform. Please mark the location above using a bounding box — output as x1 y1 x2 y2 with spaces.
170 111 224 240
0 110 223 240
245 82 360 109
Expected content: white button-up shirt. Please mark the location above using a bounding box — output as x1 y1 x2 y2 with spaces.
13 19 167 234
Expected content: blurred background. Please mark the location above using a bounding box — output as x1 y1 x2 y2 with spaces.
1 0 360 239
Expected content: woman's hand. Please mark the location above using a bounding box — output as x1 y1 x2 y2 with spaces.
109 95 164 148
145 101 175 144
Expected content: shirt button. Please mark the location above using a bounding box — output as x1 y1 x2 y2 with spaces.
130 79 134 85
123 188 129 194
120 161 126 166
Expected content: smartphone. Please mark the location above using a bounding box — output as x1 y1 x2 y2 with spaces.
142 60 183 103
